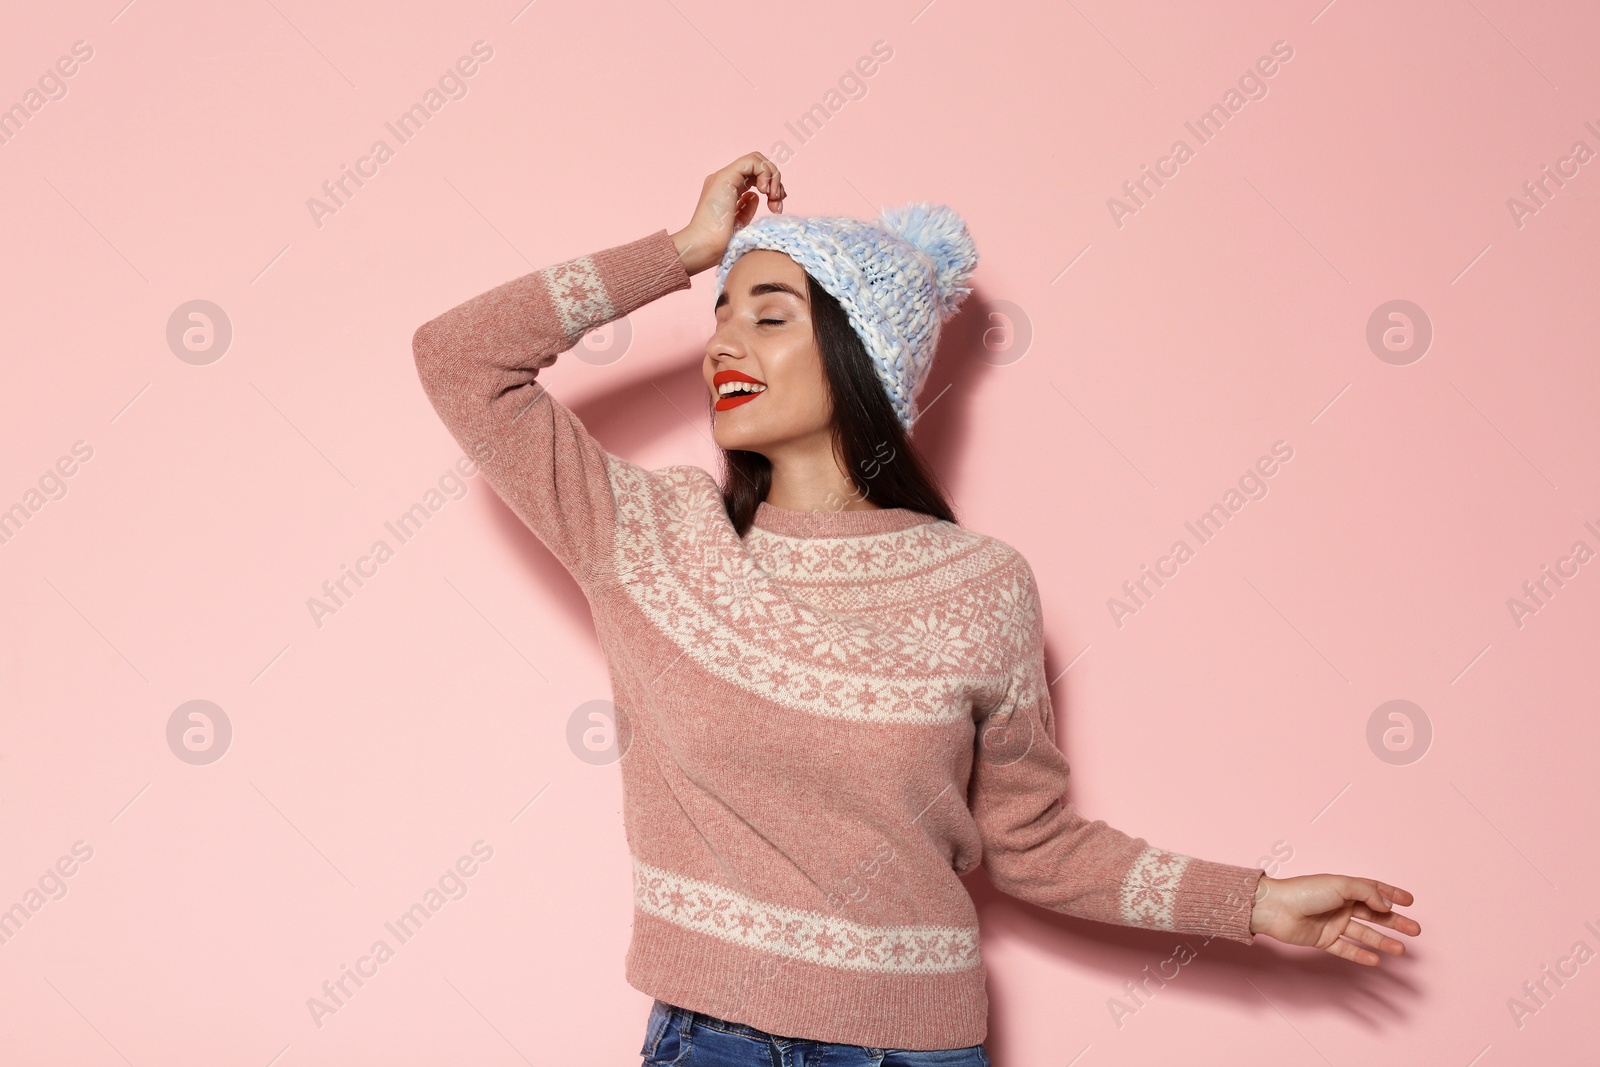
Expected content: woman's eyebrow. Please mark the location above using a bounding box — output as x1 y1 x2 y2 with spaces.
714 281 805 310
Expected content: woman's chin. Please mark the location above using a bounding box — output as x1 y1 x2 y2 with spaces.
713 428 769 453
713 416 821 455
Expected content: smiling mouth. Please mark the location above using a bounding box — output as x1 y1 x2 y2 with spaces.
713 371 767 412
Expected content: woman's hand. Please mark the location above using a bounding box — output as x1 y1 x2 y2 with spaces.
1249 873 1420 965
670 152 787 276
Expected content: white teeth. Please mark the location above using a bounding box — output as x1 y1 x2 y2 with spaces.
718 381 767 396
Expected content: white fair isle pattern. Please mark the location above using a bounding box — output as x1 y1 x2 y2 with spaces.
604 460 1031 724
741 529 1014 617
1119 846 1191 930
741 522 977 583
539 256 614 342
633 858 982 975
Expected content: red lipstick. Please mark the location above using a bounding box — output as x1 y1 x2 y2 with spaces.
712 369 768 411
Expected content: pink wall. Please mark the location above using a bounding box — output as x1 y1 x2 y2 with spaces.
3 1 1597 1063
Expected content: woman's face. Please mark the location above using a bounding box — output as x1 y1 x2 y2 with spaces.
703 249 834 455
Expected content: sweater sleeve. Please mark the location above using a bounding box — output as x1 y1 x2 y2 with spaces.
969 558 1265 945
411 228 693 591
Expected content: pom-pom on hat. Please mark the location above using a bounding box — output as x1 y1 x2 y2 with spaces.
712 202 979 431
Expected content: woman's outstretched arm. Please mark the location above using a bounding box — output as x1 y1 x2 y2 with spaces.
970 556 1420 963
410 230 692 590
969 557 1265 944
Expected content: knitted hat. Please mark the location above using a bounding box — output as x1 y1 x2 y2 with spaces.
712 202 979 431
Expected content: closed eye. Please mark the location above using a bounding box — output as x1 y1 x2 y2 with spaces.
757 318 785 326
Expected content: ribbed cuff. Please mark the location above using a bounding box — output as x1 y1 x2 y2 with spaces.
1174 860 1264 945
590 228 693 315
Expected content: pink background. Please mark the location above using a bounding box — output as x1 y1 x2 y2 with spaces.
3 0 1597 1063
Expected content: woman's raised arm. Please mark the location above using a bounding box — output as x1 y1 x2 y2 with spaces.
411 230 692 590
410 153 786 592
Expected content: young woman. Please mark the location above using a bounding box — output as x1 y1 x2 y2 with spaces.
412 152 1420 1066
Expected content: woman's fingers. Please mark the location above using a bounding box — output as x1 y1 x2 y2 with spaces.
1326 936 1381 967
735 152 783 212
1343 877 1422 938
1353 901 1422 936
768 164 784 210
1346 877 1389 912
1373 881 1414 907
1340 918 1406 957
1351 878 1423 932
734 152 770 190
735 187 758 229
757 160 779 208
717 154 782 220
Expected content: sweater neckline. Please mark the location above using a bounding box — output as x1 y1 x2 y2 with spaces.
750 499 938 539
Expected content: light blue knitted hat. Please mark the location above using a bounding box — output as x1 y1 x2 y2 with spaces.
712 202 979 431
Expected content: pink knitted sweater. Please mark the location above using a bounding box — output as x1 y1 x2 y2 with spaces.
410 227 1265 1050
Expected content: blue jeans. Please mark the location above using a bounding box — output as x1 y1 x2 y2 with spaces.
640 999 992 1066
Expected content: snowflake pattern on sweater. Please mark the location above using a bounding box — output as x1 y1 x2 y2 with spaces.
410 227 1265 1050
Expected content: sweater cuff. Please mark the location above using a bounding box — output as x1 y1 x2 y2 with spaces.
589 228 693 314
1175 860 1264 945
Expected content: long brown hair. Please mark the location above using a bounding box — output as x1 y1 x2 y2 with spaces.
714 270 959 537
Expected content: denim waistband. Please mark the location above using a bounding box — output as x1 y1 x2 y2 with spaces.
673 1001 792 1043
651 999 989 1064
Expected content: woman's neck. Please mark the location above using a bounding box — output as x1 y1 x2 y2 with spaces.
760 437 882 512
